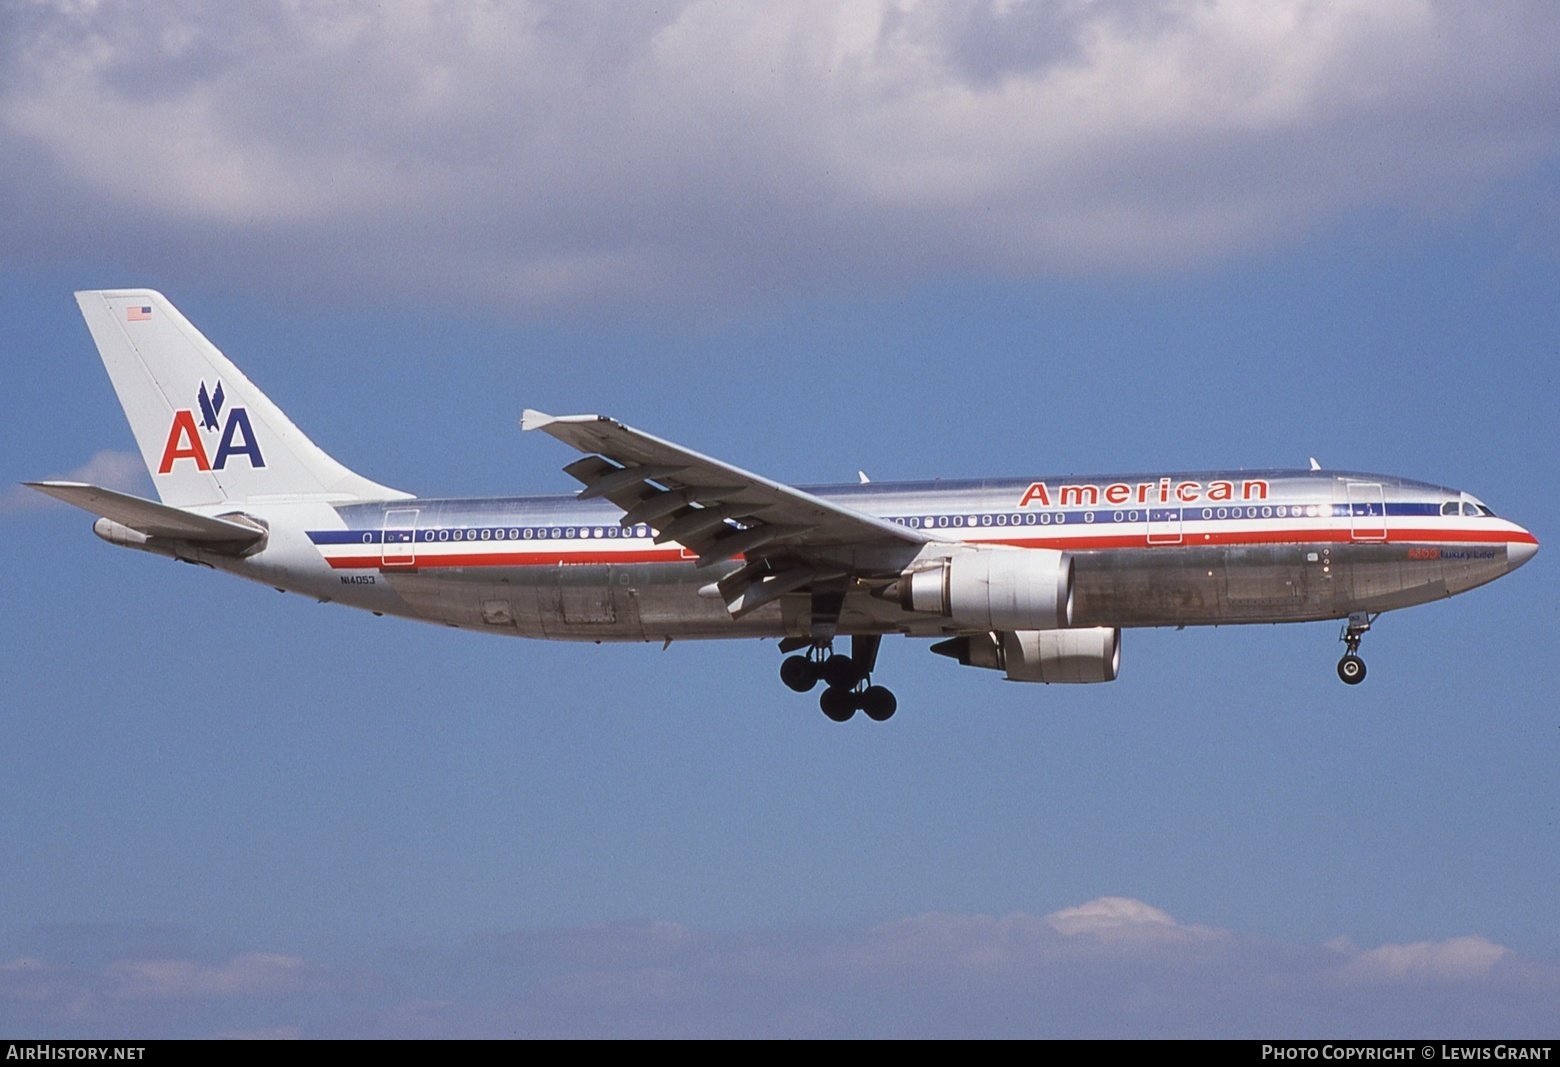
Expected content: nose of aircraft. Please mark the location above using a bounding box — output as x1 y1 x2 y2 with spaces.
1509 529 1539 571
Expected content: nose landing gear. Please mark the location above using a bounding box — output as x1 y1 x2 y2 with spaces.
1337 612 1376 685
778 634 897 721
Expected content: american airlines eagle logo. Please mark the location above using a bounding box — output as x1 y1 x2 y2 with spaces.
157 380 266 473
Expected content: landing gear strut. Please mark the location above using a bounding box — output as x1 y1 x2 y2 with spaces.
1337 612 1376 685
778 635 897 721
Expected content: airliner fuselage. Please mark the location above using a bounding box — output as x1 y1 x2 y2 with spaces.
292 471 1529 642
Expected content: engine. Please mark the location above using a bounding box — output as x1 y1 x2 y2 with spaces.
931 627 1121 684
898 546 1072 631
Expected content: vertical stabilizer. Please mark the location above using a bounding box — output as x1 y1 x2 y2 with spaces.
75 289 409 507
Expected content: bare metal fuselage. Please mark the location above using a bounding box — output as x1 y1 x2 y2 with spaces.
265 468 1534 643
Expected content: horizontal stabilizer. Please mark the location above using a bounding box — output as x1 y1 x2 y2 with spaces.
26 481 266 544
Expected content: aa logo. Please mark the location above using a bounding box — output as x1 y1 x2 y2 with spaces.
158 380 266 473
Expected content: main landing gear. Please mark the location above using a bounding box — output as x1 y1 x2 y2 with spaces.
1337 612 1376 685
779 635 898 722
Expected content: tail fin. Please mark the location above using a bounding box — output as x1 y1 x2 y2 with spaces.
75 289 409 507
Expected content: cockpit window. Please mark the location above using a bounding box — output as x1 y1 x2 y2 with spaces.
1441 501 1459 516
1477 504 1496 517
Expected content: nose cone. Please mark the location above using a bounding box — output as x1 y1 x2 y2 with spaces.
1509 531 1539 572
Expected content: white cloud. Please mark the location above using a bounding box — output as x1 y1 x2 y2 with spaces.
851 896 1221 973
1342 935 1511 982
1 0 1555 310
1 449 149 516
1046 895 1223 942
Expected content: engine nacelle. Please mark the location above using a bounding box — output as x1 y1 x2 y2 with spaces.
899 547 1072 631
931 627 1121 684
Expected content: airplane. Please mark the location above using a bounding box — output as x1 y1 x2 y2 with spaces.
30 290 1539 722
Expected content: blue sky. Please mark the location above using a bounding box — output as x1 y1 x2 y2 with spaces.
2 0 1558 1038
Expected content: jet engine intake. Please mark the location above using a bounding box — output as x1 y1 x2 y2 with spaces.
899 547 1072 631
931 627 1121 684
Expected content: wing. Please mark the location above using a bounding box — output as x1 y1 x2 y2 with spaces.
521 411 932 621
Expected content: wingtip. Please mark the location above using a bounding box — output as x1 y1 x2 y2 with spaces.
523 410 612 431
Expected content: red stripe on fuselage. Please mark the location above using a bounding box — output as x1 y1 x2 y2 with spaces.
318 525 1532 569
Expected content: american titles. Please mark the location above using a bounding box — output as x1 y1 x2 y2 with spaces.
1019 477 1270 508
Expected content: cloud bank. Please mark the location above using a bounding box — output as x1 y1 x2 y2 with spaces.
3 899 1556 1038
2 0 1556 310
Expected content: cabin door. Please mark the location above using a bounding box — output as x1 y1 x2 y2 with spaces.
1346 483 1387 542
381 508 420 567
